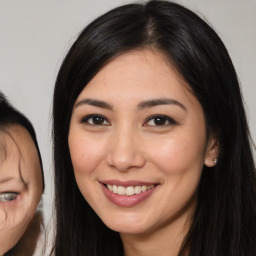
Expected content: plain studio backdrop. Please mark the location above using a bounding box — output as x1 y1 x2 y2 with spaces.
0 0 255 254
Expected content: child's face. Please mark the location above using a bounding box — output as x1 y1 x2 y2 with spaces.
0 125 43 255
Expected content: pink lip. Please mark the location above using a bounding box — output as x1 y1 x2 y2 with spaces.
100 182 158 208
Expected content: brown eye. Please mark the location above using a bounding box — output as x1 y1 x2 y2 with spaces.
91 116 105 125
145 115 176 126
80 114 110 126
152 117 168 125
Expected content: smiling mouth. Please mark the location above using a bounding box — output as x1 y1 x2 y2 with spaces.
104 184 156 196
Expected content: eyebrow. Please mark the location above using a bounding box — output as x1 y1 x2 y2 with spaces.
138 98 187 111
75 98 187 111
75 99 113 110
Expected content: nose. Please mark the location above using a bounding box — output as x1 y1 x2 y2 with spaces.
106 126 146 172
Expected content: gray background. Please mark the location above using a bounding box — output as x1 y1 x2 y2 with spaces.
0 0 255 253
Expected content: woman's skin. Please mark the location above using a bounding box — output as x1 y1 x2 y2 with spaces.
68 49 218 256
0 125 43 255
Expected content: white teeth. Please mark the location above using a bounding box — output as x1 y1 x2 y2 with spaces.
106 184 155 196
134 186 141 194
107 184 113 192
126 186 134 196
118 186 126 195
147 185 154 190
141 186 147 192
113 185 118 193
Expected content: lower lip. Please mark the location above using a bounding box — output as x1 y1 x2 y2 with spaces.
101 183 157 208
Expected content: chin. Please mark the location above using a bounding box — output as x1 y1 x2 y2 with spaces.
109 223 148 235
102 215 152 235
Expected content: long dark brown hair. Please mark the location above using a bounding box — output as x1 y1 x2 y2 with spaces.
52 1 256 255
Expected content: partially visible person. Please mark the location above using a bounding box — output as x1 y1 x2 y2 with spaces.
0 92 44 256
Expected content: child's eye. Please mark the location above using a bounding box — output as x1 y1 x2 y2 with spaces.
80 114 110 126
144 115 176 126
0 192 18 202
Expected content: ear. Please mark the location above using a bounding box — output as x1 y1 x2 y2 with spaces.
204 135 219 167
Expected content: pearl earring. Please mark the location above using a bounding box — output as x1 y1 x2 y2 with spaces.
213 158 218 164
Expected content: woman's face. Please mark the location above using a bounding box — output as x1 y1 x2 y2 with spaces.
69 50 217 236
0 125 43 255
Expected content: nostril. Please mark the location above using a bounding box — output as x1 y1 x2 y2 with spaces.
106 135 146 171
106 153 146 172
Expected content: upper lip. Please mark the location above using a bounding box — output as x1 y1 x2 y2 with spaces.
99 179 159 187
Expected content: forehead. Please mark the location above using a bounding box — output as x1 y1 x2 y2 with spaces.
84 49 181 89
0 125 39 167
0 129 19 163
76 49 195 108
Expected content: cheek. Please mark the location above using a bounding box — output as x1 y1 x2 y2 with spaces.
28 170 43 206
0 202 33 249
0 198 34 228
69 135 108 207
146 132 207 175
69 134 106 177
0 209 7 229
0 220 31 255
145 134 206 219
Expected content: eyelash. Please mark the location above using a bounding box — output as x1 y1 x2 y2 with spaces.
0 192 18 202
80 114 110 126
80 114 176 127
144 114 177 127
